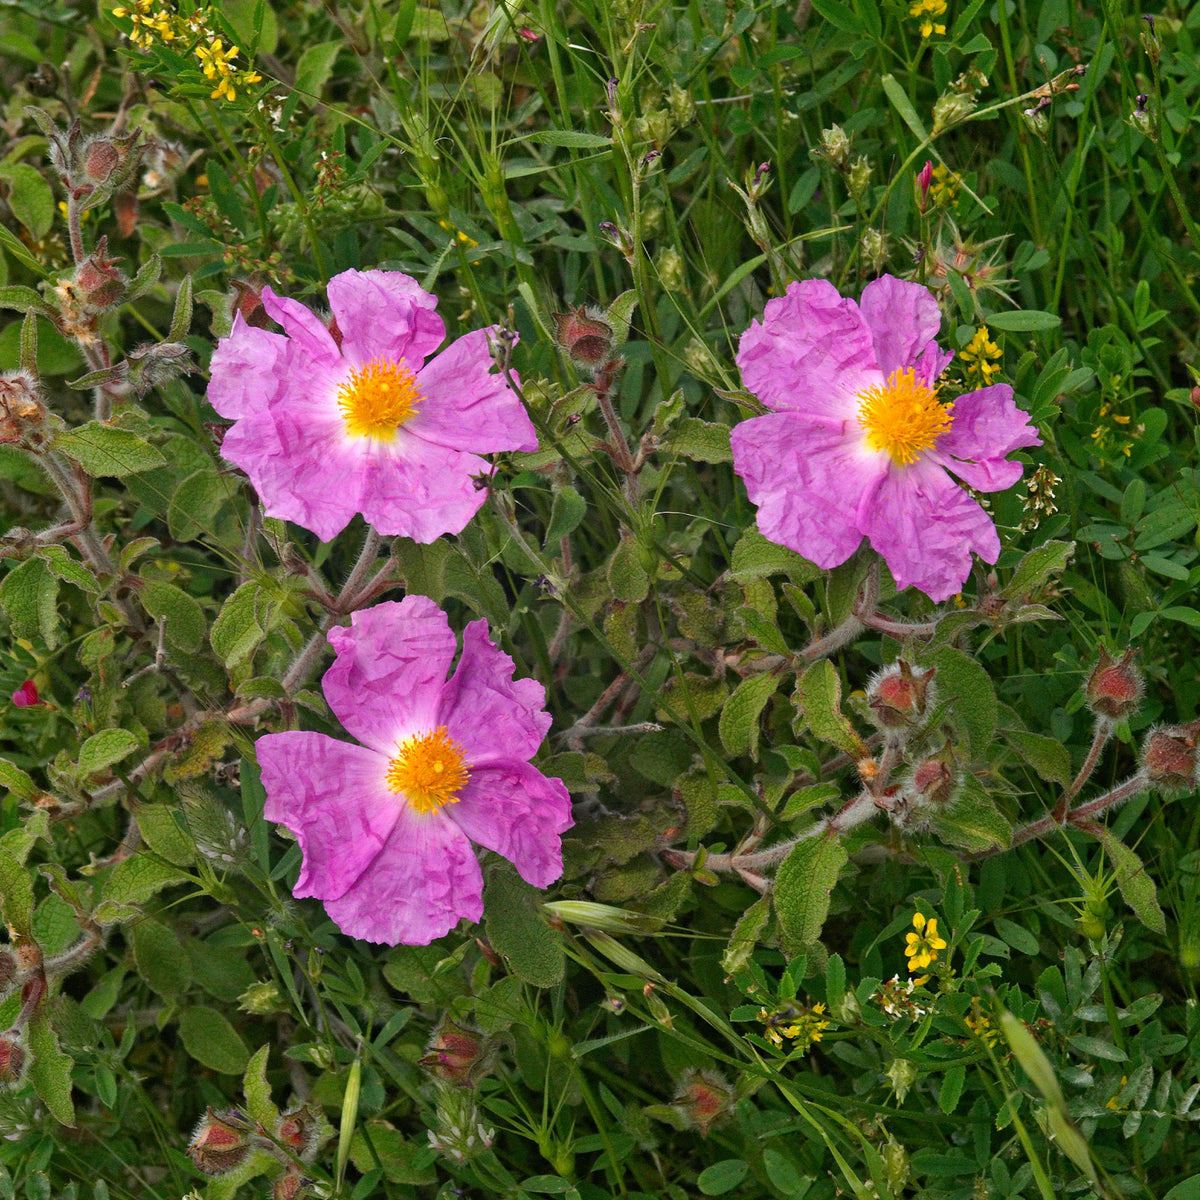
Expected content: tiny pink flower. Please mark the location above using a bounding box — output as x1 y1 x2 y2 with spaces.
731 275 1041 602
207 269 537 542
256 597 573 945
11 681 42 708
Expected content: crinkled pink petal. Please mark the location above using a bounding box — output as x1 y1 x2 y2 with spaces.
323 808 483 945
864 460 1001 602
450 762 572 890
913 341 955 389
220 406 364 542
438 620 553 766
207 316 288 418
324 597 457 753
262 287 340 362
327 270 446 368
929 383 1042 492
737 279 878 419
731 412 877 568
408 329 537 453
859 276 944 377
258 732 398 902
357 435 490 542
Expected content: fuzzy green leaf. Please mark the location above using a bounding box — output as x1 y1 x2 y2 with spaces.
210 579 287 668
1001 727 1071 787
719 671 782 761
179 1005 250 1074
99 852 190 910
138 579 206 653
54 423 166 476
923 646 996 759
730 528 819 584
545 486 588 543
78 729 139 777
607 536 650 603
661 418 733 463
722 893 772 976
794 661 866 756
133 919 192 997
27 1013 75 1126
774 834 848 949
0 847 34 941
243 1044 280 1129
1000 539 1074 599
0 556 60 648
136 803 195 867
1094 828 1166 934
484 863 565 988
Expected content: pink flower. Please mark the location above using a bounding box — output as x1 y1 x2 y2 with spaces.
11 681 42 707
208 269 537 542
256 597 573 945
731 276 1041 601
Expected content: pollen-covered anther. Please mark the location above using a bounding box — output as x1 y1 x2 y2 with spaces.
337 358 423 439
857 367 954 465
386 727 471 813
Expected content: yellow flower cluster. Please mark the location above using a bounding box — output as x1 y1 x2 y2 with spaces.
111 1 263 101
959 326 1002 384
910 0 947 38
929 163 961 208
964 1011 1001 1048
904 912 947 984
757 1002 830 1052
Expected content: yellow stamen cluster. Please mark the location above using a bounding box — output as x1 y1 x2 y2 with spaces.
904 912 948 984
964 1011 1001 1048
910 0 947 38
959 326 1002 384
757 1002 830 1052
929 162 961 208
386 727 471 815
337 359 424 440
857 367 954 466
111 2 263 101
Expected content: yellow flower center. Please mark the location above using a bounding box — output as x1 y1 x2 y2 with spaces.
385 727 470 814
857 367 953 465
337 359 423 440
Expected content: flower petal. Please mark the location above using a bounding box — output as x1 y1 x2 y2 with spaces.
207 316 288 418
327 269 446 368
323 807 483 945
262 287 340 361
408 329 537 453
930 383 1042 492
737 279 879 419
356 435 490 542
439 620 553 766
731 412 876 569
324 597 458 752
449 762 573 889
859 275 944 376
863 460 1001 602
257 732 398 903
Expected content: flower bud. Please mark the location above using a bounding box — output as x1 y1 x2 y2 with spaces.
0 1033 28 1087
916 160 933 213
73 238 127 312
847 155 871 201
812 124 850 171
867 662 937 730
81 137 120 184
237 980 286 1015
418 1018 491 1086
188 1107 252 1175
1085 646 1144 721
11 680 43 708
1140 719 1200 792
886 1058 918 1104
272 1170 307 1200
656 246 686 294
860 228 887 273
882 1141 911 1192
0 372 47 446
908 753 958 808
552 305 614 372
274 1105 324 1163
672 1068 734 1137
426 1086 496 1164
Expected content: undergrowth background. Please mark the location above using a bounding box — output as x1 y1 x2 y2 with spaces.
1 1 1200 1198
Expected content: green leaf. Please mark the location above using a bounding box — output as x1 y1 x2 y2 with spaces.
986 309 1062 332
36 546 99 595
348 1120 438 1185
794 661 866 756
0 556 60 648
923 646 996 759
1001 728 1071 787
545 486 587 543
774 834 848 949
78 729 139 777
928 779 1011 852
607 536 650 603
179 1005 250 1074
483 862 564 987
1163 1175 1200 1200
138 579 206 653
697 1160 750 1196
1093 827 1166 934
881 73 929 139
137 803 195 867
99 852 190 910
133 919 192 997
661 418 733 463
722 893 771 976
54 423 167 476
294 40 342 96
520 130 612 148
0 758 38 802
0 164 55 240
730 528 820 584
27 1013 75 1126
825 953 846 1012
939 1064 966 1114
166 467 232 541
210 579 287 667
243 1044 280 1129
0 847 35 941
605 289 639 350
719 671 782 760
1001 539 1074 598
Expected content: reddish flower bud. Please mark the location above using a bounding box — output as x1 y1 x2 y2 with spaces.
909 755 957 806
273 1169 307 1200
73 238 127 312
1140 719 1200 792
551 305 614 371
188 1107 253 1175
916 160 934 213
867 662 937 730
0 1033 27 1087
274 1104 323 1163
419 1018 491 1086
673 1068 734 1137
1085 646 1144 720
231 278 273 329
81 137 119 184
1191 385 1200 408
11 681 43 708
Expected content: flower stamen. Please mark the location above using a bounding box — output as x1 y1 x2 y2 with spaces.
386 727 470 814
857 367 953 465
337 359 423 440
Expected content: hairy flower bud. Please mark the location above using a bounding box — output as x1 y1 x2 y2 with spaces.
673 1068 734 1137
275 1105 324 1163
1140 719 1200 792
812 124 851 171
1085 647 1144 721
867 662 937 730
0 372 47 446
909 754 958 807
0 1033 28 1087
73 238 127 312
237 980 286 1015
551 305 614 372
188 1108 252 1175
916 160 933 213
427 1086 496 1164
847 155 871 202
886 1058 918 1104
272 1169 307 1200
419 1018 491 1086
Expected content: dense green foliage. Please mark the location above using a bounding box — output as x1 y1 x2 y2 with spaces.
1 1 1200 1199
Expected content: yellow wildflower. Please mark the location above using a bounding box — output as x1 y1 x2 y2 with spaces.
909 0 947 38
757 1002 830 1053
959 326 1002 384
904 912 947 973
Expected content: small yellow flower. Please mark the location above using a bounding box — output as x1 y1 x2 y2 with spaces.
964 1011 1000 1048
1106 1075 1128 1111
757 1002 830 1053
909 0 947 38
959 326 1002 384
904 912 947 973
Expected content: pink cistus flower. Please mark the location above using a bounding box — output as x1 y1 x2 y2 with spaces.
207 269 536 542
731 275 1042 602
256 597 572 945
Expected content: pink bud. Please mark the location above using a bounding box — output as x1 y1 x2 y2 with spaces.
1085 647 1144 720
11 681 41 708
419 1019 489 1086
1141 719 1200 792
917 160 934 213
867 662 936 730
188 1108 252 1175
551 305 615 370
